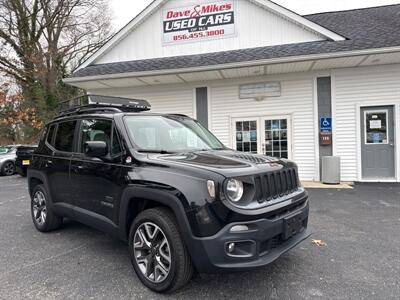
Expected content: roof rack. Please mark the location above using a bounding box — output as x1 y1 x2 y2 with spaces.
57 95 151 118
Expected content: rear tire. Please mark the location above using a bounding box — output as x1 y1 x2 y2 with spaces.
1 161 15 176
31 184 62 232
128 207 193 293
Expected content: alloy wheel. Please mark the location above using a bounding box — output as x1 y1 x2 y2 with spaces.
3 162 14 176
133 222 171 283
32 191 47 226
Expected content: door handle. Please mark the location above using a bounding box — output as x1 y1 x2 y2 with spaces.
71 165 86 173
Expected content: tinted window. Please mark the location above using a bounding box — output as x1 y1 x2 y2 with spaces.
112 128 122 155
54 121 77 152
47 124 56 146
80 119 112 154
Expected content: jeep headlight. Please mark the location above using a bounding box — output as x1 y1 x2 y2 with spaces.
226 179 244 202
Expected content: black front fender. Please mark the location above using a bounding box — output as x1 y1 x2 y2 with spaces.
118 185 211 272
118 185 193 241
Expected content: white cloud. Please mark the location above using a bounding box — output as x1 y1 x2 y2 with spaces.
110 0 400 30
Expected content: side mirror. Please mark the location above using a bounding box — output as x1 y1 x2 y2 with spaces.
84 141 108 158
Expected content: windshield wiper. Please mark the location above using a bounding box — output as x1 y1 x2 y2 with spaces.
137 149 174 154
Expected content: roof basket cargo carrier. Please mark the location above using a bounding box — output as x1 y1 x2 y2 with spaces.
57 95 151 118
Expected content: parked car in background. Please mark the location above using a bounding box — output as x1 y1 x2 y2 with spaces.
0 145 17 176
15 145 37 177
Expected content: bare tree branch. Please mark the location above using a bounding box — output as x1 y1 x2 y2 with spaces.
0 0 112 123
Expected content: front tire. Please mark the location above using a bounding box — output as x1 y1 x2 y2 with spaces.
128 207 193 293
31 184 62 232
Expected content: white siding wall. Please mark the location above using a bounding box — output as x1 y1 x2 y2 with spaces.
209 76 316 180
333 64 400 181
88 86 194 117
96 0 324 64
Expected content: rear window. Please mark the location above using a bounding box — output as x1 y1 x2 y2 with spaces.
46 124 56 146
54 121 77 152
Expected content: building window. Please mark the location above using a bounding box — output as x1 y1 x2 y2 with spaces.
264 119 288 159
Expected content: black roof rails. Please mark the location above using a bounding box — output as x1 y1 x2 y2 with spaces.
57 95 151 118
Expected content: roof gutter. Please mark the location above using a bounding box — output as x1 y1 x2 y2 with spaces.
64 46 400 84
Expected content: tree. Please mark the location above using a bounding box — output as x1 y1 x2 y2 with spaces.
0 81 42 142
0 0 112 135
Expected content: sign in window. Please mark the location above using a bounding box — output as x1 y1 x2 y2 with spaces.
365 110 388 144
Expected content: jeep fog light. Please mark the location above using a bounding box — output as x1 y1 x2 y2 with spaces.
227 243 235 253
226 179 244 202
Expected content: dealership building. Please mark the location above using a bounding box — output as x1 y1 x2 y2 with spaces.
65 0 400 183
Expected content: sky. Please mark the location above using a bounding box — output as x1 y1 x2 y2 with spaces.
110 0 400 30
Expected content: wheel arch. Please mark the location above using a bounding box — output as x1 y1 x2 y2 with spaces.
28 170 49 198
119 186 193 242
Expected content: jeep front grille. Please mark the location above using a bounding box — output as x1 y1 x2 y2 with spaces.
255 168 299 202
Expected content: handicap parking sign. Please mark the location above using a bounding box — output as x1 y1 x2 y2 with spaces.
320 117 332 133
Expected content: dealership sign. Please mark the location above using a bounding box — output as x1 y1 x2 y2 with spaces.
162 1 236 45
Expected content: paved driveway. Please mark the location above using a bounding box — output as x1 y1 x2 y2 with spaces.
0 175 399 300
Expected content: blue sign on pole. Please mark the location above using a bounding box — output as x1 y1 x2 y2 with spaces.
320 117 332 133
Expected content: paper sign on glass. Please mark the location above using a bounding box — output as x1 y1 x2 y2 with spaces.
243 132 251 143
369 120 382 129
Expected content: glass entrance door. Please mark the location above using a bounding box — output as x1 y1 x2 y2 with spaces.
232 116 291 158
234 119 258 154
262 117 290 159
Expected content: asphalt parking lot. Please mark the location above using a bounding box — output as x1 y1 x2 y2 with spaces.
0 175 399 300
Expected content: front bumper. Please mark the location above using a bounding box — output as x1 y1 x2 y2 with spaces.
190 199 310 273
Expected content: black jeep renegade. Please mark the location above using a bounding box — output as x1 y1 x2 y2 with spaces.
28 95 310 293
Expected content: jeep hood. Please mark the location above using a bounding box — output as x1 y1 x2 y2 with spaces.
146 150 293 177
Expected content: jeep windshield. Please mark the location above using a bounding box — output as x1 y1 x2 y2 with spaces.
124 115 225 153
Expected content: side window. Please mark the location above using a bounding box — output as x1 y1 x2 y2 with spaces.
80 119 112 154
54 121 77 152
112 127 122 155
46 124 56 146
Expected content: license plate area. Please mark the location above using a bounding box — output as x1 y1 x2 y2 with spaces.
283 213 303 240
22 160 30 166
